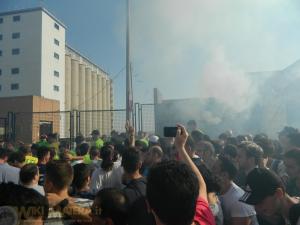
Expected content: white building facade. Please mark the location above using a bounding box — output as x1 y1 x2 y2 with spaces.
0 8 113 142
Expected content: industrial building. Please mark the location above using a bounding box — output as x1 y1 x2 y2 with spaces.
0 7 113 143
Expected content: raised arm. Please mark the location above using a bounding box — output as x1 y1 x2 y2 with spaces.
175 124 208 202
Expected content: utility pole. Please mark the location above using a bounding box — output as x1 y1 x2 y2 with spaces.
126 0 133 124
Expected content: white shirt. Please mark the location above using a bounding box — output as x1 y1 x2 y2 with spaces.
90 160 123 194
219 182 258 225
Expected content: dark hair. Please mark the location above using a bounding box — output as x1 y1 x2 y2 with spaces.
199 141 215 155
72 163 91 191
191 130 204 143
285 148 300 165
226 137 238 146
197 164 220 193
0 148 8 159
238 141 264 165
223 144 238 159
90 147 99 160
218 155 238 180
45 160 73 190
94 188 128 225
121 148 141 174
185 136 195 150
19 146 31 155
8 151 25 164
20 164 38 185
147 160 199 225
78 143 89 156
37 146 50 160
100 146 114 171
255 138 274 158
0 182 49 219
75 135 84 145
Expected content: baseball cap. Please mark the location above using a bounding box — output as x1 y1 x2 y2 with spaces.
149 135 159 144
239 168 283 205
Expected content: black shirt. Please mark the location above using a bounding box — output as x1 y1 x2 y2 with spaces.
289 203 300 225
123 177 155 225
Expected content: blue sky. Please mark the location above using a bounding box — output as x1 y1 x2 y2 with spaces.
2 0 300 110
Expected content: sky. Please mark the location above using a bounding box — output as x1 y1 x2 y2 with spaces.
1 0 300 110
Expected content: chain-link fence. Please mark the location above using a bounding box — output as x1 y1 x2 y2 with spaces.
77 109 126 137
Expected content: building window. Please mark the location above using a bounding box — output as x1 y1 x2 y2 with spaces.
0 50 2 56
12 32 20 39
13 15 20 22
11 68 19 74
54 52 59 60
54 70 59 77
0 18 3 24
54 38 59 46
12 48 20 55
54 23 59 30
0 85 2 91
0 69 2 75
11 83 19 90
0 34 2 41
53 85 59 92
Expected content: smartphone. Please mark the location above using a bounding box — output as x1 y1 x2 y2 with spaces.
164 127 178 137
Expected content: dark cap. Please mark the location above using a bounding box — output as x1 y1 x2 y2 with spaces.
239 168 283 205
91 130 100 135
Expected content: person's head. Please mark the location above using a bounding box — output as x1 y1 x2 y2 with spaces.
240 168 285 217
91 188 128 225
20 164 39 185
212 155 238 189
121 148 142 175
19 146 32 156
223 144 238 160
100 146 114 171
44 160 73 194
149 135 160 147
135 140 149 153
147 160 199 225
0 148 8 162
237 141 263 172
36 146 51 164
0 182 49 225
75 134 85 145
191 130 204 143
144 146 164 166
197 141 215 160
47 133 58 144
255 138 274 159
8 151 26 168
90 146 100 160
78 143 90 156
92 130 100 140
72 163 91 192
284 148 300 179
278 126 299 152
196 164 220 215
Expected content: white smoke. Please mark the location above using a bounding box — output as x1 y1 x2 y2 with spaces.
199 47 257 112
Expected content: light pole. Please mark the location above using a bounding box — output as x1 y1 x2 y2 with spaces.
126 0 133 124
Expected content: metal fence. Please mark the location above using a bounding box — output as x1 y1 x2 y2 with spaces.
2 105 155 144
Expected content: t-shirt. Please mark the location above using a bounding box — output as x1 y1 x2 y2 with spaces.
90 160 123 194
219 182 258 225
193 197 216 225
0 163 19 184
123 177 155 225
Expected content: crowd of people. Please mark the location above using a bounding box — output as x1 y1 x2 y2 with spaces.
0 120 300 225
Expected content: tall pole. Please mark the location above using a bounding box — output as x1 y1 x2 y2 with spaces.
126 0 133 124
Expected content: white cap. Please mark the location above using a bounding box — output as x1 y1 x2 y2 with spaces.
149 135 159 144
